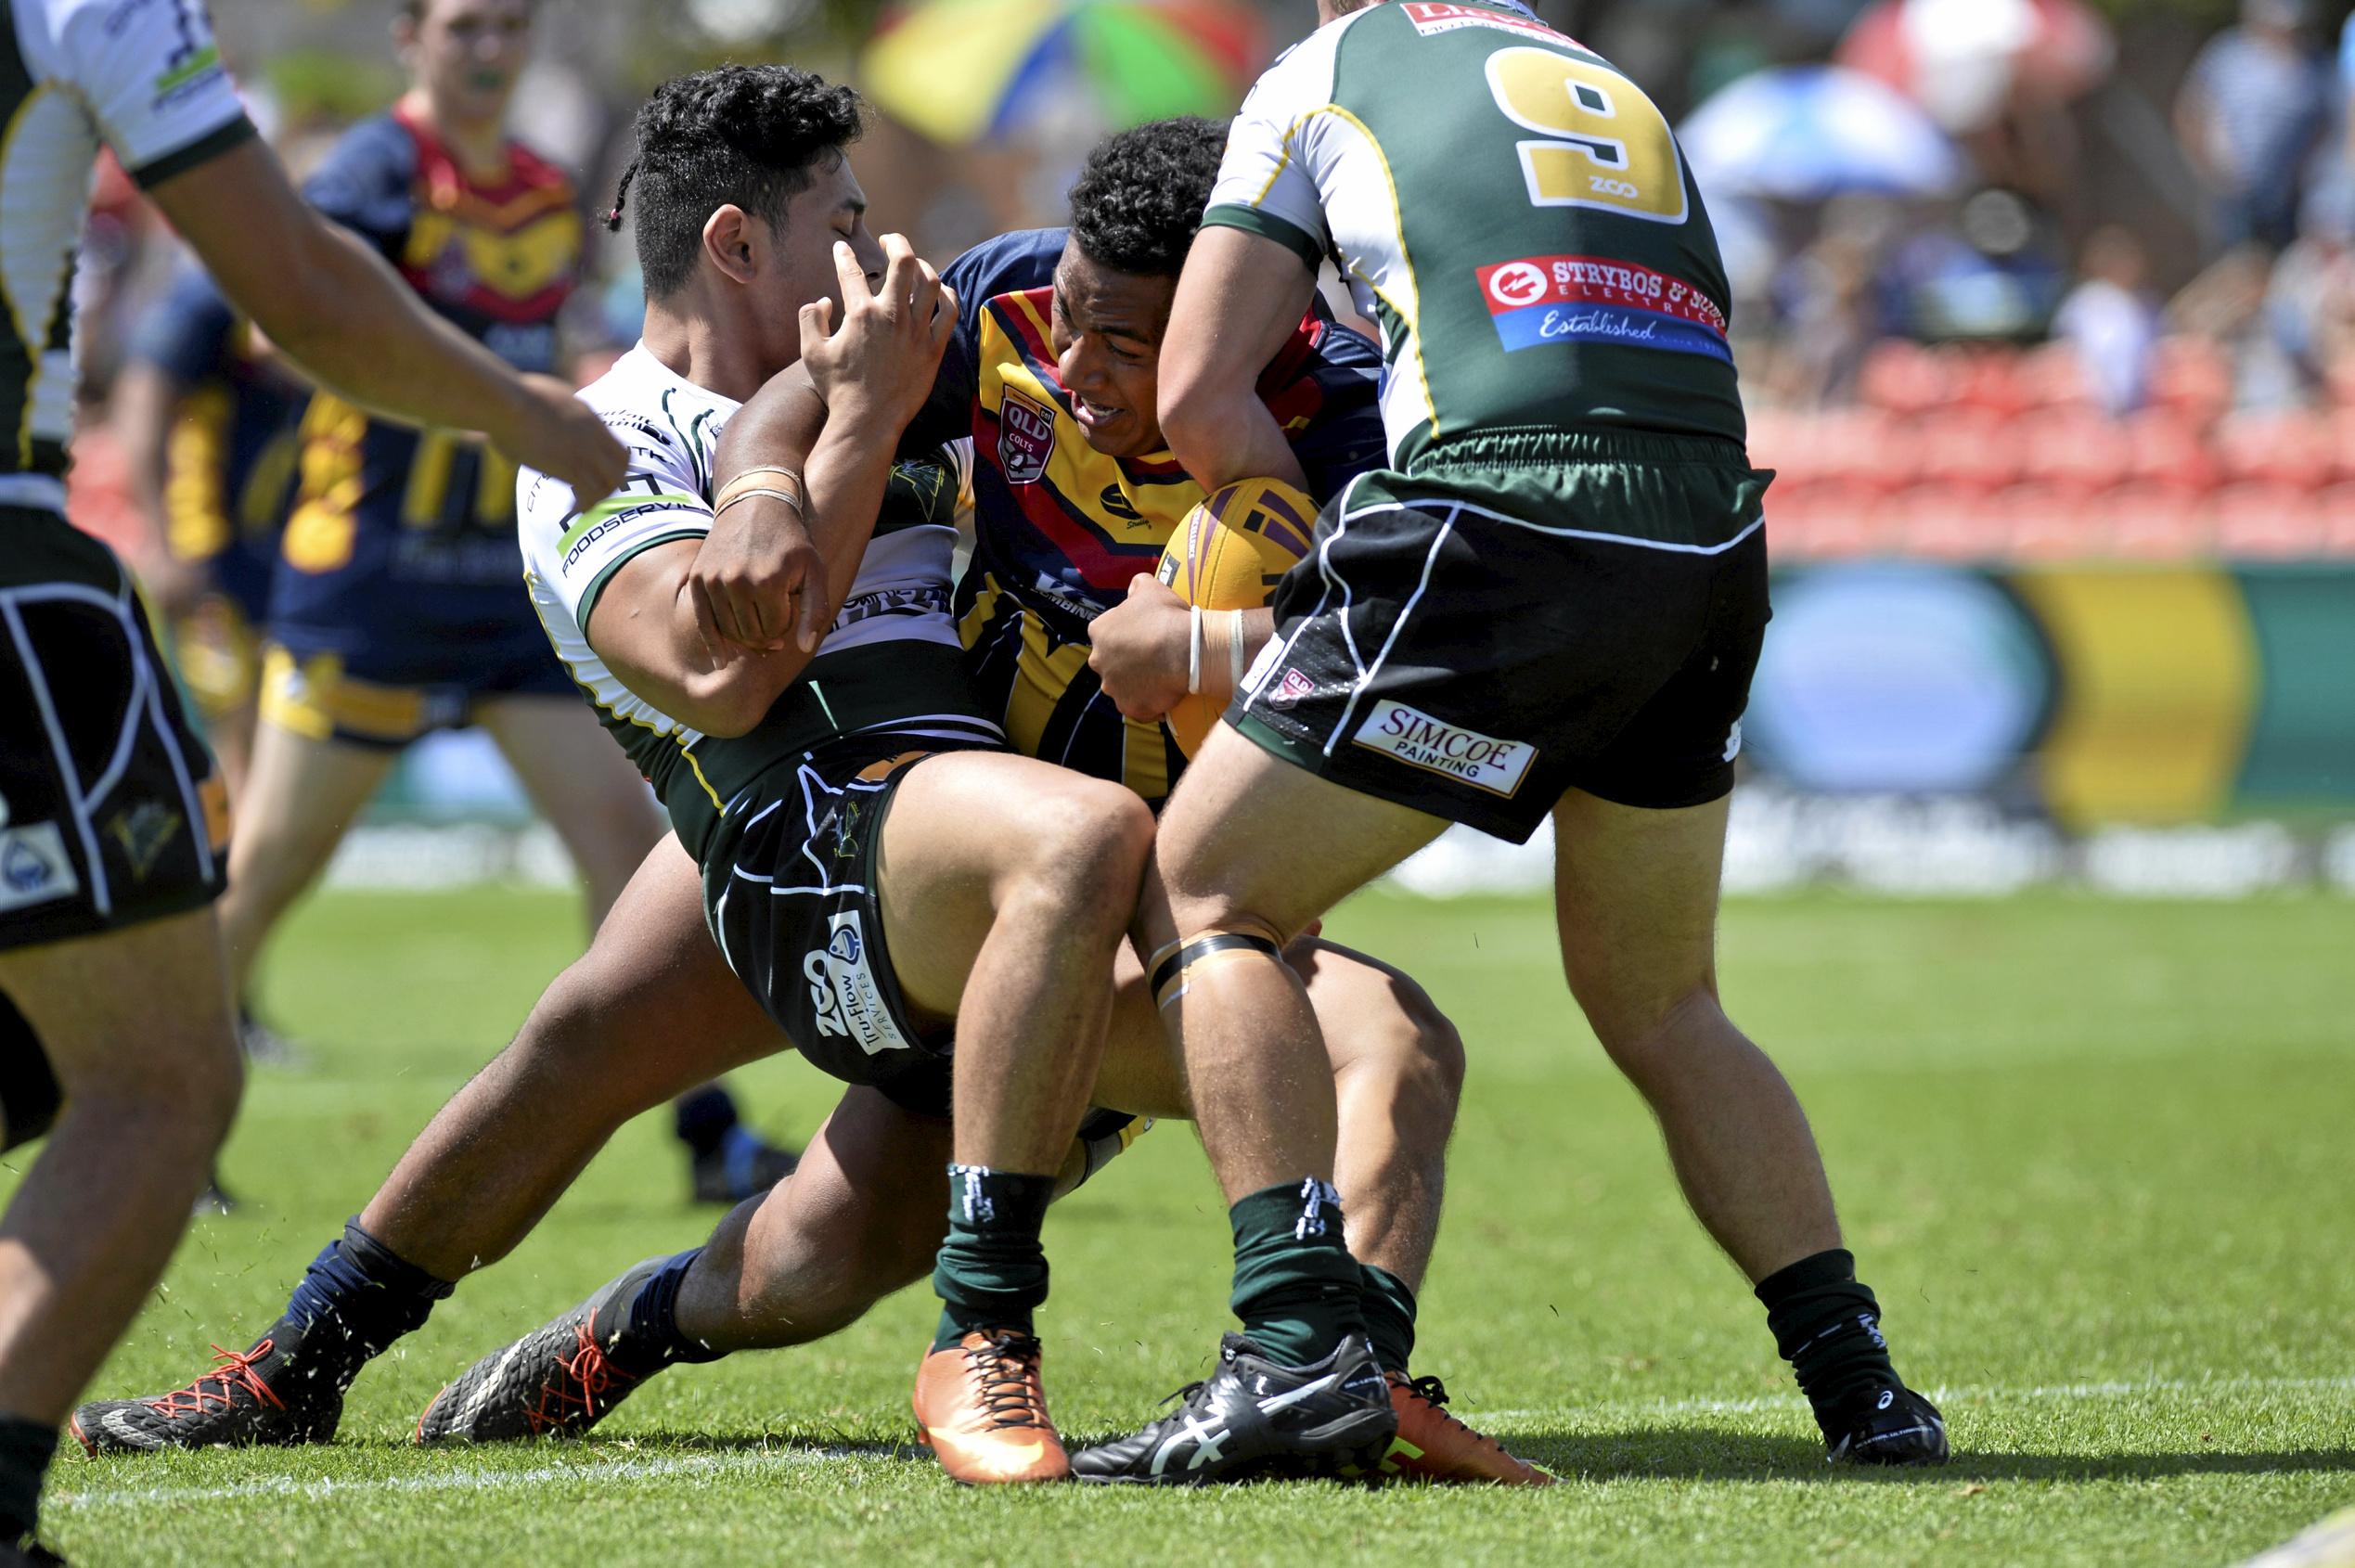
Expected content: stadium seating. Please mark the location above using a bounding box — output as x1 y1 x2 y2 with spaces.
1756 339 2355 561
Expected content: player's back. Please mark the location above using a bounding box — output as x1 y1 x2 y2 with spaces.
1205 0 1744 469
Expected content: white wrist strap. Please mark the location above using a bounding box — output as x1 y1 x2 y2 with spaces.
1187 605 1204 696
1227 611 1247 692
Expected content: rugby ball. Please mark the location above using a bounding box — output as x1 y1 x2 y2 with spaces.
1154 477 1319 755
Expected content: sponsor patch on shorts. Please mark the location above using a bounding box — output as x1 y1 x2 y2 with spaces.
802 910 915 1058
1268 668 1317 711
1476 255 1731 362
0 823 80 916
1350 701 1537 797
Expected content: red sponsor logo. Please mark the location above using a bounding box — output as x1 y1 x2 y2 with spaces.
1473 254 1728 337
997 386 1057 486
1400 2 1576 44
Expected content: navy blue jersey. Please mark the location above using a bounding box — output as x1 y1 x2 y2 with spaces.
126 265 300 622
905 226 1385 801
269 106 582 680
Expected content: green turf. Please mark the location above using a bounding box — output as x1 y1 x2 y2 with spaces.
16 887 2355 1564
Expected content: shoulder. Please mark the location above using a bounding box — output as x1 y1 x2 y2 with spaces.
945 228 1066 306
311 115 418 190
502 137 577 200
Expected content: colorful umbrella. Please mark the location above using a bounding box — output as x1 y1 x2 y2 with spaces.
1679 65 1969 204
860 0 1264 146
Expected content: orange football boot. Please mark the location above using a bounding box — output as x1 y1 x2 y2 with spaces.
911 1329 1071 1484
1382 1372 1557 1485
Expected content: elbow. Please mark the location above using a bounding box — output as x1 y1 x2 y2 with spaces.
1156 384 1226 475
679 663 796 739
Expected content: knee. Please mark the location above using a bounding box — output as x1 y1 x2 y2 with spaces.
738 1213 935 1343
1008 782 1155 932
1583 981 1724 1085
75 1014 243 1158
1346 976 1464 1132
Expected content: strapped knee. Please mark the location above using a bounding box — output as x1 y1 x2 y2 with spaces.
0 989 61 1152
1149 927 1286 1010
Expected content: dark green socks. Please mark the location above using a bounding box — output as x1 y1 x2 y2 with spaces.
932 1164 1057 1352
1757 1248 1902 1422
1229 1178 1368 1368
1359 1263 1418 1374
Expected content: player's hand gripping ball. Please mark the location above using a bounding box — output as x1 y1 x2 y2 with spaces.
1154 477 1319 754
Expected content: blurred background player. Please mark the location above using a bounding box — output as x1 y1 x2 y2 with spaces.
1075 0 1944 1484
202 0 795 1203
0 0 625 1558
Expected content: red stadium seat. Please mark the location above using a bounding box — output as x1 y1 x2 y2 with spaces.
2212 412 2336 490
1915 412 2018 495
1998 482 2103 560
2021 412 2133 495
2016 341 2100 413
2316 482 2355 557
2148 337 2232 425
2094 483 2215 560
1954 349 2033 418
1858 340 1955 416
1888 484 2002 560
2211 482 2325 559
2124 409 2221 493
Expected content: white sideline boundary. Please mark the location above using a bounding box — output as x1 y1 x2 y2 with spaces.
55 1374 2355 1512
54 1445 857 1511
1473 1371 2355 1423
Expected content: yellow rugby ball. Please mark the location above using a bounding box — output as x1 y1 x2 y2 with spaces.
1155 477 1319 755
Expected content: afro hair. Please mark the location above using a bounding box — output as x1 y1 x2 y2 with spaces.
1067 116 1231 278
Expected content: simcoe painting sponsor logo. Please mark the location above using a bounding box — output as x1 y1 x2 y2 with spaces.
1475 254 1731 363
997 387 1058 486
0 823 79 915
803 911 916 1058
1350 701 1536 796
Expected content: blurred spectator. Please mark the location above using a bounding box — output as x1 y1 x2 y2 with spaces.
1886 188 2065 342
2175 0 2332 253
2053 226 2161 414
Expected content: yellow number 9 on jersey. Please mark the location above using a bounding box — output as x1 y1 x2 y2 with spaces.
1485 46 1689 225
1155 477 1320 755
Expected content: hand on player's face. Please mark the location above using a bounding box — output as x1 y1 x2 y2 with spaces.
799 232 958 428
1050 250 1176 460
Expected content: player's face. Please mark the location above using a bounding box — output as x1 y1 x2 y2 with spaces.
403 0 534 126
1050 246 1176 460
766 153 887 372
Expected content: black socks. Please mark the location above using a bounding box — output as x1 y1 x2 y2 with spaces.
0 1415 57 1549
1757 1247 1902 1425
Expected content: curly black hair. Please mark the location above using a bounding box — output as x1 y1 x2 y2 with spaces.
608 66 865 300
1067 116 1230 278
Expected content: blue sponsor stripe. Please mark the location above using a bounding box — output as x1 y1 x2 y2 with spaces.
1491 302 1732 364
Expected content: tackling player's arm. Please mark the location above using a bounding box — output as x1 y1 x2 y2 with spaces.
698 237 957 654
144 141 624 502
593 238 956 736
1158 229 1319 494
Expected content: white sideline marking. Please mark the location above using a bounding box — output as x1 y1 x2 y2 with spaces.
54 1374 2354 1511
1470 1373 2355 1423
54 1445 858 1511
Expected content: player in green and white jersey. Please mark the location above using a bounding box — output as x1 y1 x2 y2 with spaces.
1075 0 1948 1483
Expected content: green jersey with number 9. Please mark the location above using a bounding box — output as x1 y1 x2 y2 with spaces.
1203 0 1744 470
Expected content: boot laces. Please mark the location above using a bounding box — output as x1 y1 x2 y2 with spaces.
145 1340 287 1420
1396 1373 1511 1455
964 1330 1049 1431
523 1322 636 1436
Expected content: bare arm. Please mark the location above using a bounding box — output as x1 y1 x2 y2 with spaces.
584 539 804 739
696 236 958 654
146 139 624 501
1157 226 1321 493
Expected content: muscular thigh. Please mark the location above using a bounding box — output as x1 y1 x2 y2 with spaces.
543 832 786 1091
0 907 234 1096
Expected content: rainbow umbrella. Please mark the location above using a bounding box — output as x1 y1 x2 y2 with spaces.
860 0 1264 146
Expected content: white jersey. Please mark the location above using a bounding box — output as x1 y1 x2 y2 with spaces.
2 0 252 511
517 343 986 852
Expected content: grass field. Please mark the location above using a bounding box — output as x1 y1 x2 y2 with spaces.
14 886 2355 1565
